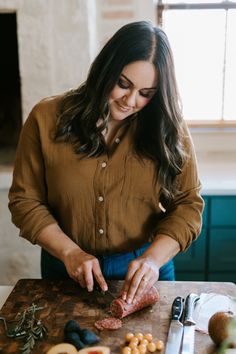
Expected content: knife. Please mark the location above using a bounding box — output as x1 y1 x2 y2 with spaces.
181 293 200 354
165 296 185 354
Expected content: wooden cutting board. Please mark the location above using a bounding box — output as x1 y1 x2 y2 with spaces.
0 279 235 354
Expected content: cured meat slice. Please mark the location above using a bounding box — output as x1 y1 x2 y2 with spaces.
110 286 159 318
94 317 122 330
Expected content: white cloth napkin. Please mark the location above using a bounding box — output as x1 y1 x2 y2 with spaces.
193 293 236 334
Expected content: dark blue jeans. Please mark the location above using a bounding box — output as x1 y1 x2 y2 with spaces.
41 243 175 281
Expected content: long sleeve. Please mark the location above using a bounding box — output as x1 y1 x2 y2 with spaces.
8 100 58 244
155 124 204 251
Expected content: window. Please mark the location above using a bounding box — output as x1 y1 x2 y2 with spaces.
157 1 236 126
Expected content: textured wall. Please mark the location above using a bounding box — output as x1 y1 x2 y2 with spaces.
0 189 41 285
97 0 156 48
0 0 97 120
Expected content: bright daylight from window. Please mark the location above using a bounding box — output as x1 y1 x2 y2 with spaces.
159 1 236 123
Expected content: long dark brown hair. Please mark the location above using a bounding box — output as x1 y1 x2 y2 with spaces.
55 21 186 205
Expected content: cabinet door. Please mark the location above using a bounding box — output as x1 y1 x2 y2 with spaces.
209 228 236 271
211 197 236 226
175 272 205 281
174 229 206 272
208 272 236 283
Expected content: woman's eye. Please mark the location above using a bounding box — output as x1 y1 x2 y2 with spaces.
117 79 130 89
140 91 155 99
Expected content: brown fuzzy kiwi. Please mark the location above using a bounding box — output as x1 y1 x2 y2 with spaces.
208 311 234 346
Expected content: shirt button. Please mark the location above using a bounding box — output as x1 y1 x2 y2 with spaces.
98 196 104 202
115 137 120 144
98 228 104 235
101 162 107 168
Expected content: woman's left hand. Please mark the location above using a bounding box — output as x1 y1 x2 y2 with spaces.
120 256 159 304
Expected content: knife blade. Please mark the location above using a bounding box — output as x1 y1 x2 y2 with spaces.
181 293 200 354
165 296 185 354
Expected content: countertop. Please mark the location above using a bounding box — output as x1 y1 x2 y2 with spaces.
0 279 235 353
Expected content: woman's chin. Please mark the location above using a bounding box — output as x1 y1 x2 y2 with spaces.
110 111 130 122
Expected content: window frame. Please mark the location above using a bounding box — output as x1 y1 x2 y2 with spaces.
157 1 236 128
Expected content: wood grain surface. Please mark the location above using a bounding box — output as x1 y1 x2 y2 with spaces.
0 280 235 354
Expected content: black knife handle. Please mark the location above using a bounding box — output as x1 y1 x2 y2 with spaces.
171 296 185 321
184 293 200 325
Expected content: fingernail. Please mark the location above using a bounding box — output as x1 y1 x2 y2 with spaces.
103 285 108 291
133 298 137 304
127 297 132 304
122 293 127 301
88 287 92 292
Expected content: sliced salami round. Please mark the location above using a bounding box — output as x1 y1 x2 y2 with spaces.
94 317 122 330
110 286 159 318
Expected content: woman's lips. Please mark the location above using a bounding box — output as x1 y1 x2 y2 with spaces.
115 101 132 112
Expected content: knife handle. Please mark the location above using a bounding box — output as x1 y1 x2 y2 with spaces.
184 293 200 325
171 296 185 321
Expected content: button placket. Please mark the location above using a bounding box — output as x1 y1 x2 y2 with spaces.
93 158 108 247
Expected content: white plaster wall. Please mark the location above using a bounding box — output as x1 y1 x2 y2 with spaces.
49 0 97 94
0 0 96 120
96 0 156 49
0 189 41 285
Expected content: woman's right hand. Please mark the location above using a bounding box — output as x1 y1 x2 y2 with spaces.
63 247 108 292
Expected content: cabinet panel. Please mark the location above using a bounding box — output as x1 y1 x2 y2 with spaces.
211 196 236 226
174 229 206 271
208 272 236 283
175 272 205 281
209 228 236 271
175 195 236 280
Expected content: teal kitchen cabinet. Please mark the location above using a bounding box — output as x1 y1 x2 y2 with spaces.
210 197 236 226
174 230 207 280
174 196 208 281
174 195 236 282
208 196 236 282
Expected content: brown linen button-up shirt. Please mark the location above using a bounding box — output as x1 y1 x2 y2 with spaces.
8 95 204 255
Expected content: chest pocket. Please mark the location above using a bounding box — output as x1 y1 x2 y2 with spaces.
122 154 160 203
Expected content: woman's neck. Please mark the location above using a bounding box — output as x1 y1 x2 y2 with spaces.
103 119 123 145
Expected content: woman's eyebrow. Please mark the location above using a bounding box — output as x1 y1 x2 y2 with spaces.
121 74 157 90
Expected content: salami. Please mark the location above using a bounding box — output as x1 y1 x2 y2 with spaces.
110 286 159 318
94 317 122 330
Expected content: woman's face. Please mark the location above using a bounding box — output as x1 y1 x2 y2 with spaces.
108 61 158 123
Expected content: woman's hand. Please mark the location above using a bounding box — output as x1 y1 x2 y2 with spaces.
63 247 108 293
120 255 159 304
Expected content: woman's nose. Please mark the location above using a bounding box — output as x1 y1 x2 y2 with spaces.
123 90 136 107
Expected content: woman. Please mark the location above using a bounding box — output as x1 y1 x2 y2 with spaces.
9 21 204 305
